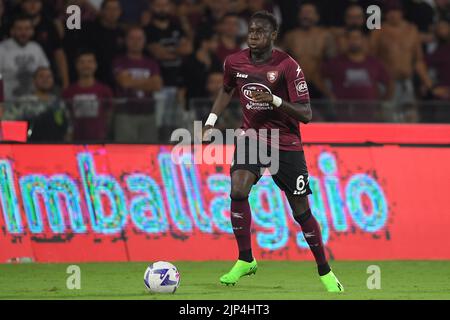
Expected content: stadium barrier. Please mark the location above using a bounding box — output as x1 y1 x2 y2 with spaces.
2 97 450 145
0 123 449 263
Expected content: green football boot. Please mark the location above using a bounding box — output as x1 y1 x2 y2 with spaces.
320 270 344 293
220 259 258 286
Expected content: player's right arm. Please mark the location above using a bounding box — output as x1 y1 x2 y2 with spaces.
202 86 235 141
202 58 236 142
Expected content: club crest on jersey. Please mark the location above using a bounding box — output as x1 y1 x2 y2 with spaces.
266 71 278 83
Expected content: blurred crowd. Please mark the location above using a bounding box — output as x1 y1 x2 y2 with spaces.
0 0 449 142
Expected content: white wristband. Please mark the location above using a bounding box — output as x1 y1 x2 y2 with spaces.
272 95 283 107
205 113 218 126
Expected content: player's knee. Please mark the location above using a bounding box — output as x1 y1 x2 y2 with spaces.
230 187 250 201
293 209 312 225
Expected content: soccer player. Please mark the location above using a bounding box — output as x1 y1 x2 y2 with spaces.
202 11 344 292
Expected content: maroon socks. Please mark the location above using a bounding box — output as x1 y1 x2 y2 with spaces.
294 209 331 276
230 200 329 274
230 197 253 262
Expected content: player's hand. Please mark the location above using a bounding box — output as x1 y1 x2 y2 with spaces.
202 125 214 143
251 91 274 103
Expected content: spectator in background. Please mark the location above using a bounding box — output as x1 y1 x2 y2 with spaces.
182 31 222 109
20 0 69 88
0 0 8 41
241 0 274 18
146 0 192 88
117 0 147 25
197 0 231 33
4 66 68 141
113 26 163 143
0 16 49 100
63 50 114 141
370 1 433 106
175 0 208 35
281 2 335 99
434 0 450 23
83 0 124 87
274 0 300 36
423 19 450 122
333 4 367 54
402 0 434 32
312 0 383 27
215 13 242 64
59 0 98 82
320 29 393 122
205 71 223 99
321 29 393 101
145 0 192 138
54 0 98 24
427 20 450 100
344 4 367 31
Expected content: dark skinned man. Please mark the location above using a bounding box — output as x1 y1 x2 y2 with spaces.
202 11 343 292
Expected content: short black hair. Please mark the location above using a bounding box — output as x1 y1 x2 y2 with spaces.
221 12 239 23
100 0 120 10
75 48 96 61
10 14 32 29
250 10 278 32
125 25 145 37
194 29 215 51
33 66 52 79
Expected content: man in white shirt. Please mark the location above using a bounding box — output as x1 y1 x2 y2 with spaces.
0 15 49 100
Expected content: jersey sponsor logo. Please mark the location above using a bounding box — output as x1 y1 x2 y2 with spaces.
242 83 272 102
236 72 249 79
266 71 278 83
241 83 273 110
294 79 308 96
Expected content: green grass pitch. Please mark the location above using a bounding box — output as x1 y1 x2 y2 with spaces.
0 261 449 300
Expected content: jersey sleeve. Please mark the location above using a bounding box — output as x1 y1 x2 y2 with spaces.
285 58 310 104
223 57 236 91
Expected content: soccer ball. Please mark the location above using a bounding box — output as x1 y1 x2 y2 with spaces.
144 261 180 294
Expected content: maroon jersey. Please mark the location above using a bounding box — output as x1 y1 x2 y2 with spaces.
322 54 390 100
224 48 309 151
113 55 160 99
113 55 161 113
62 81 113 141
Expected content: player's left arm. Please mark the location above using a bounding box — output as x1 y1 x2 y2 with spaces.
251 59 312 123
278 99 312 124
251 92 312 123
